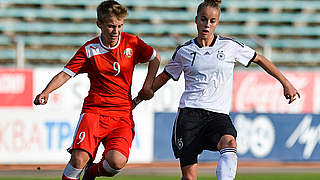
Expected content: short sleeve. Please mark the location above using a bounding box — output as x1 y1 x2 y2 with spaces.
235 43 256 67
63 46 90 77
133 36 155 64
164 48 183 81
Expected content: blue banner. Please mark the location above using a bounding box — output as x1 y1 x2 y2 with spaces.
154 112 320 162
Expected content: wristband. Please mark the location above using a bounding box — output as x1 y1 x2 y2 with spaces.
133 96 143 105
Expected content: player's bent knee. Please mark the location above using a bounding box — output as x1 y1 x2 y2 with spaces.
226 139 237 148
105 150 127 170
107 158 126 170
103 160 122 177
218 135 237 150
70 150 90 169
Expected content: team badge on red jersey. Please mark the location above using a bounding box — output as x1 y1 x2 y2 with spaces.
123 48 133 58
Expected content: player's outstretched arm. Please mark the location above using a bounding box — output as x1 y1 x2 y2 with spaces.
33 71 71 105
253 54 300 104
152 71 171 92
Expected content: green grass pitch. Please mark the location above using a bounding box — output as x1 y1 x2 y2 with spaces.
0 174 320 180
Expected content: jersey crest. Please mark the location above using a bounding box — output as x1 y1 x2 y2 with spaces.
123 48 133 58
217 50 225 61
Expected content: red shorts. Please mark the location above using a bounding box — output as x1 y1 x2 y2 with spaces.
68 113 135 160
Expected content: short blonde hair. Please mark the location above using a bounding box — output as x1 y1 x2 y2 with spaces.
97 0 128 22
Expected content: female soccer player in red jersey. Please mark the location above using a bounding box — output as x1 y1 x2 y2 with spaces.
135 0 300 180
33 1 160 179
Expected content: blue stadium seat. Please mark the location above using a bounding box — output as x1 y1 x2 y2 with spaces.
0 0 101 6
1 8 320 24
222 0 320 10
0 0 200 8
0 21 98 33
220 12 320 24
0 49 74 60
0 8 193 21
3 0 320 10
2 34 319 50
271 53 320 63
0 35 10 45
215 25 320 36
0 49 15 59
0 8 96 19
1 20 319 37
15 35 94 46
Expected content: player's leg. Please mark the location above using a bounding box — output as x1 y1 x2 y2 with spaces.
83 149 127 179
62 113 102 180
83 145 130 179
62 149 90 180
103 149 128 176
215 114 238 180
83 116 134 179
172 108 206 180
181 163 197 180
204 113 237 180
179 148 199 180
216 135 237 180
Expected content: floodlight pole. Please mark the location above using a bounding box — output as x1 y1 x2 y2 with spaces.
16 39 25 68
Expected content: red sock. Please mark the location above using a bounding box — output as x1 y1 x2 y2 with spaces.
86 163 99 177
86 160 112 177
97 160 112 176
86 149 114 177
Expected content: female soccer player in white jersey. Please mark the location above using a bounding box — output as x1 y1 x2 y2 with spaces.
34 1 160 180
136 0 300 179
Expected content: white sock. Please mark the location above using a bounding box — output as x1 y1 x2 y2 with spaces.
102 160 121 176
216 148 238 180
63 163 83 180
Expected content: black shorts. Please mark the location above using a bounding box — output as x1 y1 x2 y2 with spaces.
172 107 237 167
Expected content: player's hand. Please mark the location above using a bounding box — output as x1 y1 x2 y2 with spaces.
33 93 49 105
138 87 154 100
283 82 300 104
132 86 154 110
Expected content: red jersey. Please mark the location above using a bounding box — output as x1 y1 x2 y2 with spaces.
63 32 155 117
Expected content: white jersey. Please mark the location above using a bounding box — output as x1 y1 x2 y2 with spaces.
164 35 256 114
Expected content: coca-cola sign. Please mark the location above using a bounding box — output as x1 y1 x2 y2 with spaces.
233 71 319 113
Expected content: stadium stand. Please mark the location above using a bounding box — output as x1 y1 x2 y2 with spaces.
0 0 319 66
